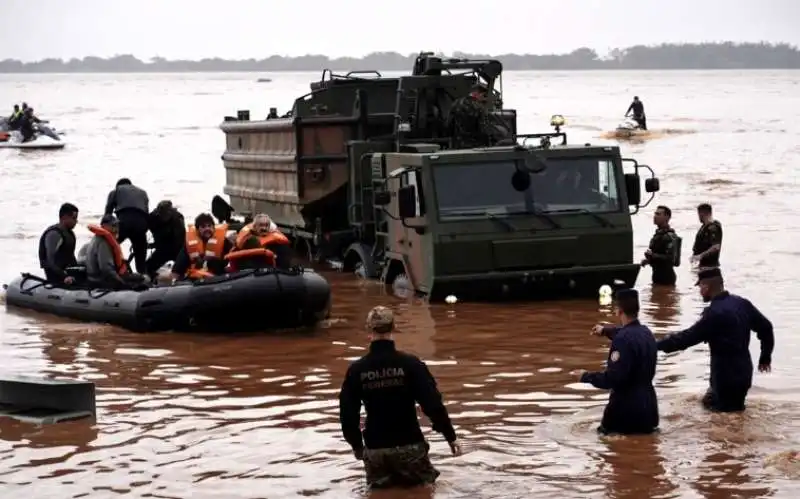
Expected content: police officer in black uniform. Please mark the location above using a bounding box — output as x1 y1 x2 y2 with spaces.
691 203 722 267
657 268 774 412
38 202 79 284
338 306 461 489
579 288 659 435
641 205 681 286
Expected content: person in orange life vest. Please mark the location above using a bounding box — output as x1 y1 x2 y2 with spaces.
84 215 148 290
171 213 232 281
229 213 291 270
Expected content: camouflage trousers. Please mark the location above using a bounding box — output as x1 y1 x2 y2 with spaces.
363 441 440 489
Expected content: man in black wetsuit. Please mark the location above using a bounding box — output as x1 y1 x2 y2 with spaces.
641 205 681 286
580 289 659 435
38 203 79 284
625 96 647 130
105 178 150 274
145 200 185 279
657 268 774 412
691 203 723 268
339 306 462 489
18 108 36 142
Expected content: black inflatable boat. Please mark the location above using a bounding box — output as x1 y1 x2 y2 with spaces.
3 267 331 333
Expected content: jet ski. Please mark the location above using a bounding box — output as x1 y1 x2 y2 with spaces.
0 130 66 150
614 117 648 138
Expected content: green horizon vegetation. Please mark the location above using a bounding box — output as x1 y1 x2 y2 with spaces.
1 42 799 73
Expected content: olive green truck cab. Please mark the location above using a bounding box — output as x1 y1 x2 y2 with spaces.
218 52 660 301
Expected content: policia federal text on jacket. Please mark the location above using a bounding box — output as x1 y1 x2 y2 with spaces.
339 306 461 489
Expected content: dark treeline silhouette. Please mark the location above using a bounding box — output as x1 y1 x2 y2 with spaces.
2 43 799 73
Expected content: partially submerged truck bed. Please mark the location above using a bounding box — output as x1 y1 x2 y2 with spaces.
217 53 660 301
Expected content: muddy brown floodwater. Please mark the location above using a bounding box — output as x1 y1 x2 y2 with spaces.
0 71 799 498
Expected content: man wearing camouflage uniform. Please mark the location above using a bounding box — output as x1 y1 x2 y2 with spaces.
641 205 681 286
338 306 461 489
447 84 498 148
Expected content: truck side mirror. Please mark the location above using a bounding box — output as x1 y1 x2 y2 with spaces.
644 177 660 193
397 185 418 218
373 191 391 206
624 173 641 206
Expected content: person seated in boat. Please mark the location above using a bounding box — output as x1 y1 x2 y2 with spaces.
84 215 149 290
624 96 647 131
145 200 186 280
38 202 80 285
7 105 21 128
170 213 232 281
226 213 291 271
18 108 36 142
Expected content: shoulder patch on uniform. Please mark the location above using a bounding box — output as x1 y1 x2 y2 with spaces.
610 350 621 362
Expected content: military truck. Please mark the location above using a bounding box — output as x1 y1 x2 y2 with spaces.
217 52 660 301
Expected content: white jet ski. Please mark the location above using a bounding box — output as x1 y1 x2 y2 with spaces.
614 117 648 138
0 130 66 150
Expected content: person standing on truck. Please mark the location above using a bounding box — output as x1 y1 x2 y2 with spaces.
624 96 647 130
691 203 722 268
339 306 462 489
579 288 659 435
641 205 681 286
656 267 774 412
105 178 150 274
447 83 494 148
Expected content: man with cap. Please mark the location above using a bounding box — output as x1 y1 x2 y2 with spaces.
146 200 186 279
656 268 774 412
338 306 461 489
84 215 148 290
580 288 659 435
447 83 496 148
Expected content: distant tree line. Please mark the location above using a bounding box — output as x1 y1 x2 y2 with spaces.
2 43 799 73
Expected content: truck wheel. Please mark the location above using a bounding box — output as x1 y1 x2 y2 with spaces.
391 273 413 299
354 261 367 279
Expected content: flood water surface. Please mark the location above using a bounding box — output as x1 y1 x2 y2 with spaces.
0 71 798 498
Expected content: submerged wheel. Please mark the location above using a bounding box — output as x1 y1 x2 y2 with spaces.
390 273 413 299
353 261 368 279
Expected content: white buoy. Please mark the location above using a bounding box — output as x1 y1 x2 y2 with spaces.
445 295 458 305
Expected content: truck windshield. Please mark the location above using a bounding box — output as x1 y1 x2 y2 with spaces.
432 157 621 220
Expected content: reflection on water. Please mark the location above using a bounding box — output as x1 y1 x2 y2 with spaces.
1 71 799 497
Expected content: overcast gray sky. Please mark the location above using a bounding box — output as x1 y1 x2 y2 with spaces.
2 0 798 61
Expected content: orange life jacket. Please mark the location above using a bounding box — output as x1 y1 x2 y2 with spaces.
224 248 276 272
185 223 228 279
87 224 128 275
234 223 290 250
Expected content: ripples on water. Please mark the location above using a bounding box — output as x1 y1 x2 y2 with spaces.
0 71 799 497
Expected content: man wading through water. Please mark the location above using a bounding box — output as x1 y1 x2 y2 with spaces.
691 203 722 268
339 306 461 489
641 205 681 286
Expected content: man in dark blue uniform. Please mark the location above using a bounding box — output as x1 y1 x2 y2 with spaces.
338 306 461 489
580 288 659 435
657 268 774 412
